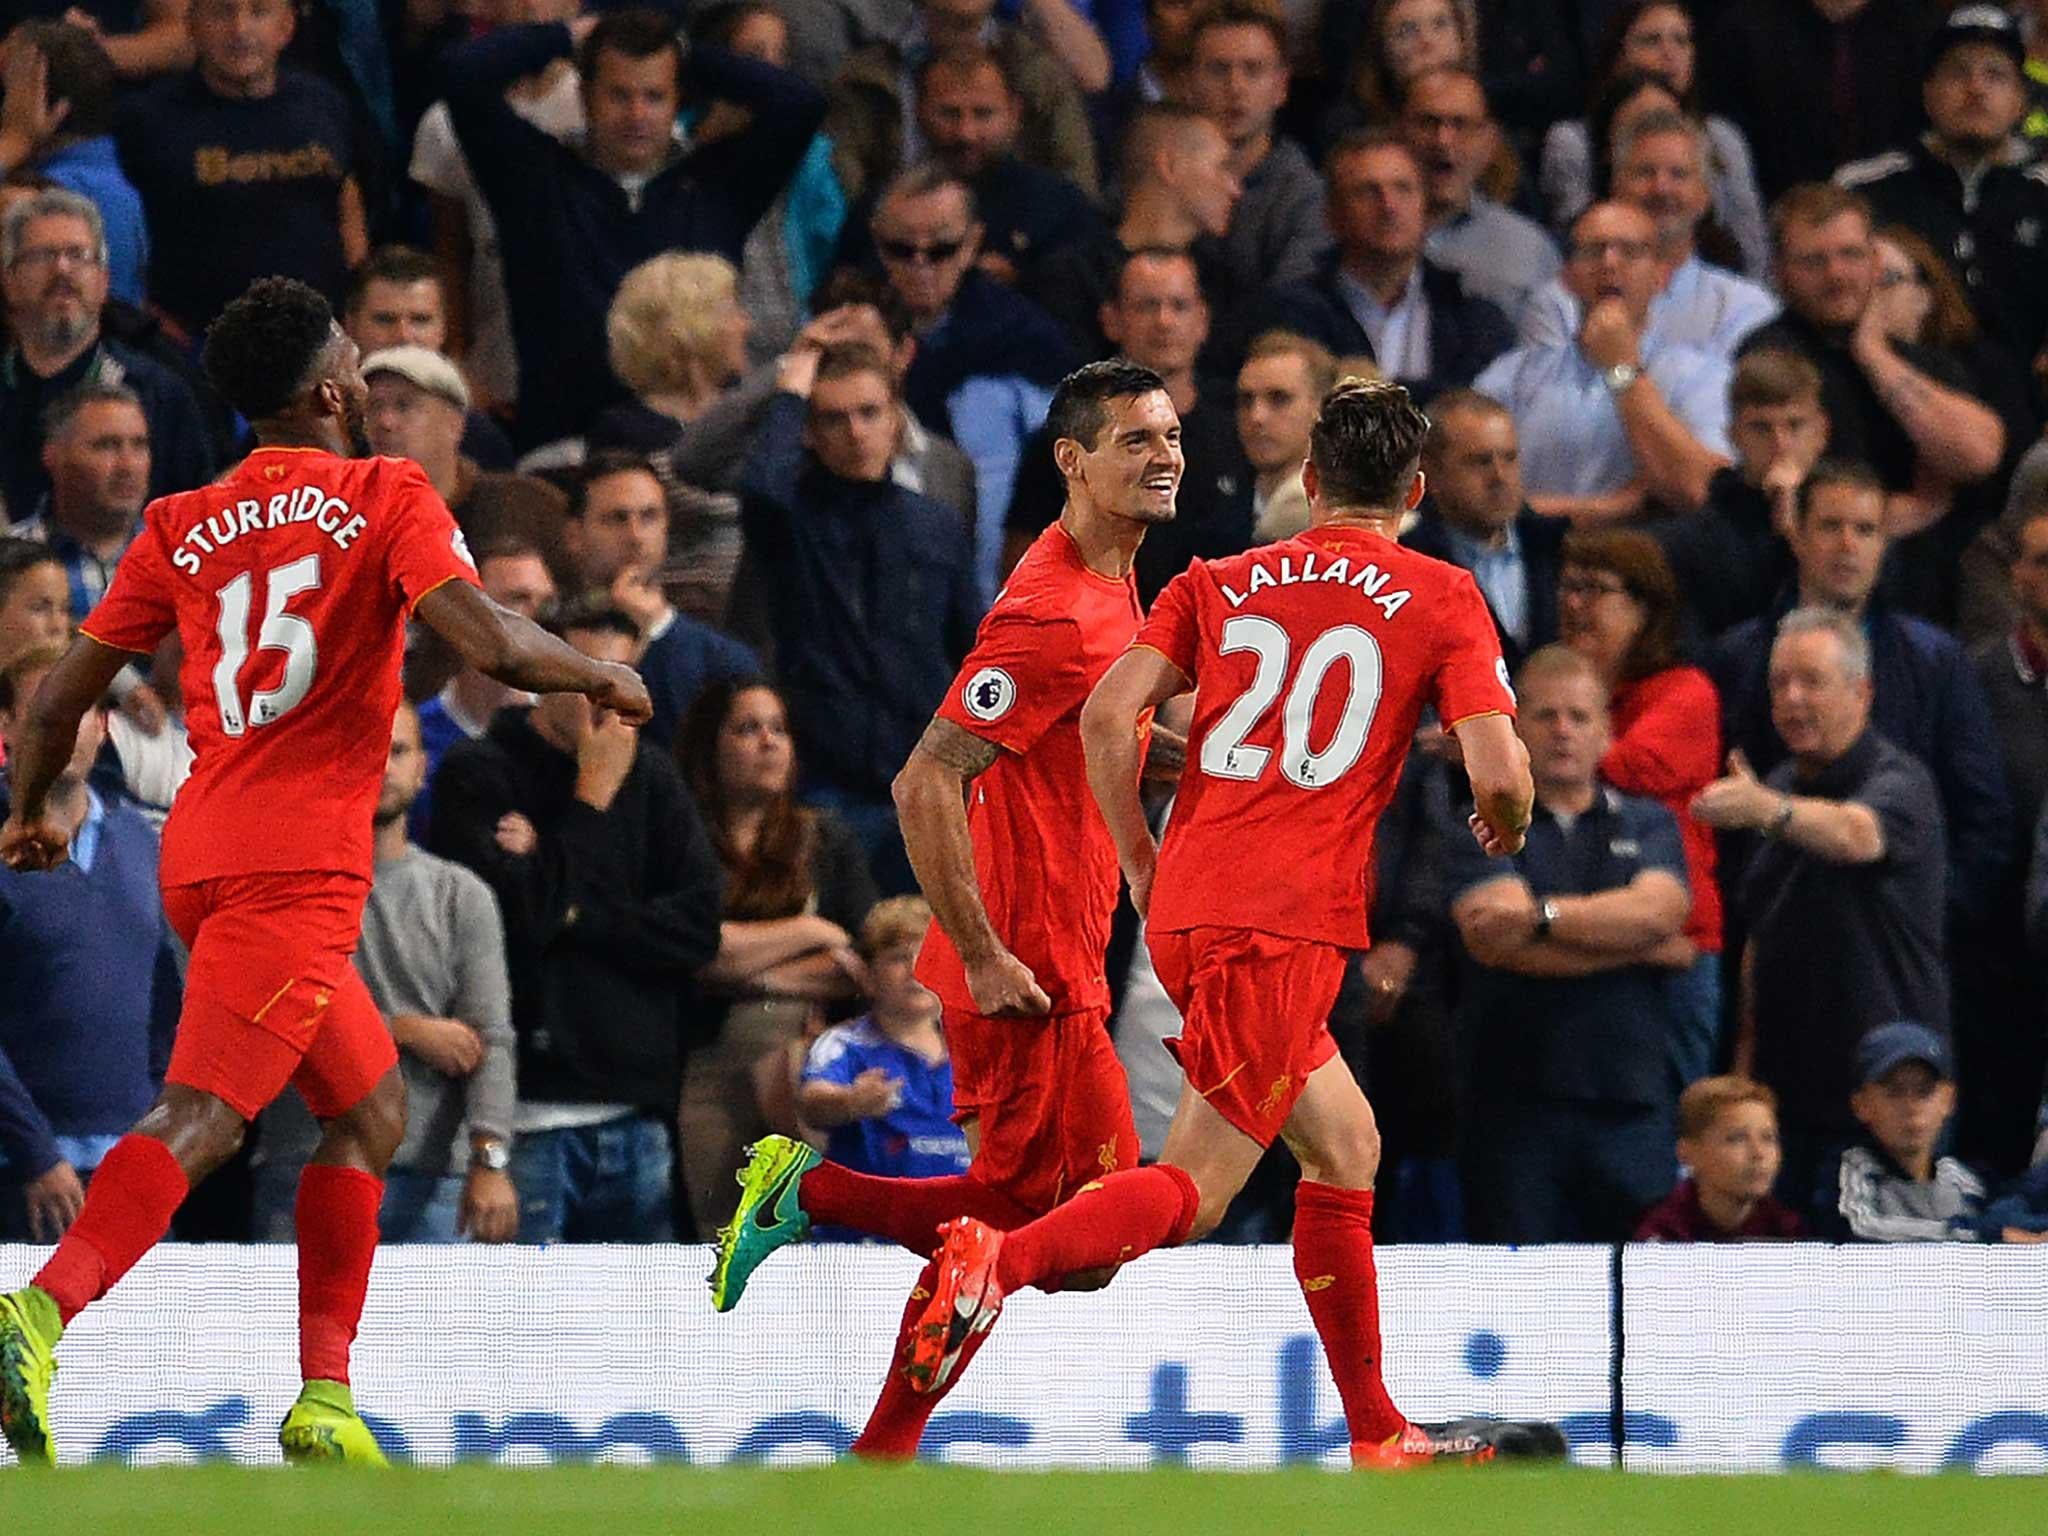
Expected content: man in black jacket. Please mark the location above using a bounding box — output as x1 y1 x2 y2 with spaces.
428 598 723 1242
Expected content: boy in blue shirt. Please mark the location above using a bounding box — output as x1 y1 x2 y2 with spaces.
799 897 969 1227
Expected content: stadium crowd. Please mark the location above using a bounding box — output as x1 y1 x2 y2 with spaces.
3 0 2048 1252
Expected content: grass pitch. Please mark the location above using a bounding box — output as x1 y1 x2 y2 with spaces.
7 1462 2043 1536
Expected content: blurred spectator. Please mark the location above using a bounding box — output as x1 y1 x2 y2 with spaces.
824 0 1100 202
801 894 972 1235
590 251 753 455
0 539 68 668
1706 0 1944 204
428 598 724 1242
1521 109 1776 359
1541 3 1770 277
1977 505 2048 836
1236 328 1335 543
683 2 846 362
1835 7 2048 379
342 248 517 471
1185 1 1331 298
1136 0 1201 104
740 341 980 891
1742 185 2006 532
252 704 520 1245
1023 101 1242 359
1710 462 2012 932
408 535 557 841
1557 528 1723 1086
408 0 583 416
0 642 178 1242
1407 388 1563 670
32 0 191 83
676 678 877 1236
1813 1022 1985 1241
445 8 824 447
871 164 1078 593
1398 69 1560 324
837 46 1100 291
1449 645 1691 1243
994 0 1133 95
0 22 148 305
1634 1075 1805 1240
1657 348 1817 636
1330 0 1477 130
0 189 215 516
1692 606 1947 1204
1474 201 1729 522
362 345 569 587
2027 0 2048 144
1003 247 1252 601
561 451 758 755
114 0 367 341
10 381 146 616
1247 130 1511 401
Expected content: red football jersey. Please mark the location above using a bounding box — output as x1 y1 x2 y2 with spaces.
915 524 1147 1017
1139 522 1514 947
81 448 482 886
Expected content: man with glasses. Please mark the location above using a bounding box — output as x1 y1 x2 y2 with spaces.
1474 201 1730 523
0 190 214 524
873 163 1078 601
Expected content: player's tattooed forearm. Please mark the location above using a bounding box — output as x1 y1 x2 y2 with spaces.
917 718 1002 779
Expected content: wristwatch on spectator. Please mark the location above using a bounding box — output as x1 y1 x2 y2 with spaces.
1601 362 1641 395
470 1137 511 1173
1533 897 1560 939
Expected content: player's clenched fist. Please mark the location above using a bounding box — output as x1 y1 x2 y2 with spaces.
1467 809 1526 858
588 662 653 726
964 947 1053 1018
0 813 70 871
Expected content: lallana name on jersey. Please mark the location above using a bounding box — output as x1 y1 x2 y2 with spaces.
170 486 370 576
1218 554 1412 620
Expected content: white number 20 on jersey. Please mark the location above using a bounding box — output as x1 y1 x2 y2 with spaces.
211 554 322 737
1198 615 1384 789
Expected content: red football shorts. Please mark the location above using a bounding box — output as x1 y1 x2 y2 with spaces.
1149 926 1350 1147
945 1005 1138 1216
161 871 396 1122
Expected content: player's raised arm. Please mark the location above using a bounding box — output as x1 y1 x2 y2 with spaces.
892 718 1051 1018
0 635 132 871
414 580 653 725
1453 711 1534 857
1080 646 1189 918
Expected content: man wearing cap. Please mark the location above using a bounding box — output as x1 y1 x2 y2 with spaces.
362 345 570 588
1836 5 2048 374
1812 1022 1986 1241
1691 605 1948 1206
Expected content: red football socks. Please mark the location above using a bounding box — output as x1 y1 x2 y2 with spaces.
1291 1181 1406 1448
992 1164 1200 1294
801 1165 1035 1257
295 1164 383 1385
33 1133 190 1324
848 1254 997 1461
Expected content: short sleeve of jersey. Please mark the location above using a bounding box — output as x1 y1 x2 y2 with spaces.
936 608 1090 756
1433 572 1518 728
380 463 483 612
80 522 178 655
801 1027 862 1088
1133 566 1202 681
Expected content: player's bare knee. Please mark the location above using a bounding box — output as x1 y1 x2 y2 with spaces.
1185 1185 1234 1244
1301 1118 1381 1190
329 1071 408 1170
138 1085 249 1182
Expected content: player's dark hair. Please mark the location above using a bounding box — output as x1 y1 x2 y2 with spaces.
1793 458 1886 528
538 593 640 645
202 277 338 422
0 537 64 606
1045 359 1169 455
344 245 441 317
578 8 684 85
16 22 116 139
1308 377 1430 510
674 677 820 920
571 449 667 523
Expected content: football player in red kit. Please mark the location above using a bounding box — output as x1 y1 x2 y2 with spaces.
909 378 1567 1466
0 278 648 1466
707 360 1184 1459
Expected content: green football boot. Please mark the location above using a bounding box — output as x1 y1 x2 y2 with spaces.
278 1380 391 1467
708 1135 821 1313
0 1286 62 1466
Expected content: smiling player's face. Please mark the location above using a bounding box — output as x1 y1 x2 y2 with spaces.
1066 390 1184 527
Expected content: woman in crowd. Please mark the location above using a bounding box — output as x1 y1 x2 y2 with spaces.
1557 529 1724 1089
1540 1 1767 276
675 679 878 1239
592 253 760 458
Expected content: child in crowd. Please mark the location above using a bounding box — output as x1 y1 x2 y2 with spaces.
1814 1023 1985 1242
1635 1075 1804 1241
797 897 969 1236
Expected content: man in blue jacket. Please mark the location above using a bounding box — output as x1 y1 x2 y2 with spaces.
445 7 824 446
